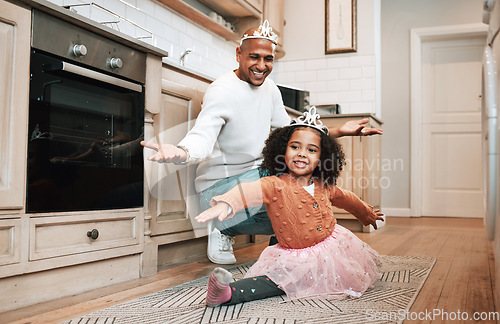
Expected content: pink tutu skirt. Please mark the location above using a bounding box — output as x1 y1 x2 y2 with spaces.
244 224 381 300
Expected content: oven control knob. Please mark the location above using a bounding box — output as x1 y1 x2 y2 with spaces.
73 44 87 57
110 57 123 69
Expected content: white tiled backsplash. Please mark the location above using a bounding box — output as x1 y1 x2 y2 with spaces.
49 0 238 78
49 0 377 114
273 55 377 114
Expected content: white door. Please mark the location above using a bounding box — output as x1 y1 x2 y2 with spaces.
421 35 485 217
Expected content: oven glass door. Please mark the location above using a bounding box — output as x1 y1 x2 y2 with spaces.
27 50 144 213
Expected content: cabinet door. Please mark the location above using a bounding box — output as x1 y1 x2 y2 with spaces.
0 2 30 209
29 210 141 261
360 131 382 208
332 136 354 217
0 218 21 266
263 0 285 58
263 0 284 37
245 0 263 13
147 79 205 237
319 115 383 232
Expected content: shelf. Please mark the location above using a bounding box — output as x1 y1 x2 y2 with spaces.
157 0 284 58
198 0 261 18
158 0 244 41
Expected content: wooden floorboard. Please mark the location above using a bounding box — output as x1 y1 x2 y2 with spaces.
468 232 496 323
0 217 497 324
435 231 471 317
408 230 452 320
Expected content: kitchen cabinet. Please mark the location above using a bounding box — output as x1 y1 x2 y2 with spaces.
142 65 264 269
287 110 383 233
145 65 210 245
0 208 144 280
0 0 164 312
0 0 30 210
245 0 264 13
324 114 383 233
0 0 30 283
140 64 212 272
29 210 141 261
0 218 22 267
199 0 263 16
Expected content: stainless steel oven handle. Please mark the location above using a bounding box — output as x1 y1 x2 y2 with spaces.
59 61 143 92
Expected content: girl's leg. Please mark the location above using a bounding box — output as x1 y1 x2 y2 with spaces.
206 267 284 307
226 275 285 305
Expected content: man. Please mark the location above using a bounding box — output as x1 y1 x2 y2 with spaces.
141 21 382 265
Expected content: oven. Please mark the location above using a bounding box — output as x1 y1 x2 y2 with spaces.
27 10 145 213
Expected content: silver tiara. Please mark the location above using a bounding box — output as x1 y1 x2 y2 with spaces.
240 20 278 45
288 106 329 135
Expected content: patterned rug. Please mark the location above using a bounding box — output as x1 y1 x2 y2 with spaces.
62 255 435 324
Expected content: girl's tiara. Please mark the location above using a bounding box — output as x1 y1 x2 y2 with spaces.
288 106 330 135
239 20 278 46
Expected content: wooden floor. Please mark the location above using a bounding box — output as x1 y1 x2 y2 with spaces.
1 217 497 324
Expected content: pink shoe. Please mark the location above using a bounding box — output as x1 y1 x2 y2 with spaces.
206 267 233 307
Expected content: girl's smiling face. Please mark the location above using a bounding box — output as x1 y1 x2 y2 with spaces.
285 127 321 183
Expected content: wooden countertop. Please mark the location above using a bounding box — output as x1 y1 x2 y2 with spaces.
285 107 383 125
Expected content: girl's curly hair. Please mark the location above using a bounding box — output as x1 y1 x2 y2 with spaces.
260 126 345 186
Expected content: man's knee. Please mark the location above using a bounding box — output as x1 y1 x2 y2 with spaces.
220 212 274 236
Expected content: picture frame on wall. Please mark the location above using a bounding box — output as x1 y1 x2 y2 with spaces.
325 0 357 54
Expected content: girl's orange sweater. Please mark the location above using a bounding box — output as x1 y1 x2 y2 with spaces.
211 174 374 249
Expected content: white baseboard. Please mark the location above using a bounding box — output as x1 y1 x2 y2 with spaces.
382 207 412 217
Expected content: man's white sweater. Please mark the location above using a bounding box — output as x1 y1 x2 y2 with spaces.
178 71 290 192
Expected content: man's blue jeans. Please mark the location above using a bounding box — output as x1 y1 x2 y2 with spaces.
199 168 274 236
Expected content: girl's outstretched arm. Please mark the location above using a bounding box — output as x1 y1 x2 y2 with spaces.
196 179 267 223
195 202 230 223
331 186 385 229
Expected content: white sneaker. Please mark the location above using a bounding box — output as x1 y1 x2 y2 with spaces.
207 220 236 264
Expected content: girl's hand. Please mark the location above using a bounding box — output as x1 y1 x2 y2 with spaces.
367 206 385 230
140 141 187 163
195 202 231 223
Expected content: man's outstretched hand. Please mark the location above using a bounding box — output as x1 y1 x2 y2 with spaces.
141 141 187 164
331 118 383 138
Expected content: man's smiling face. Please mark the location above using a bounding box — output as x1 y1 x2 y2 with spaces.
235 38 274 87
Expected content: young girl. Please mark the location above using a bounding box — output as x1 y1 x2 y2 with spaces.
195 107 384 307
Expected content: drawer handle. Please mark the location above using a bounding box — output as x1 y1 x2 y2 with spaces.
87 229 99 240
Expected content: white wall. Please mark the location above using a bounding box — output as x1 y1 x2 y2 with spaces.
380 0 483 212
273 0 381 116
